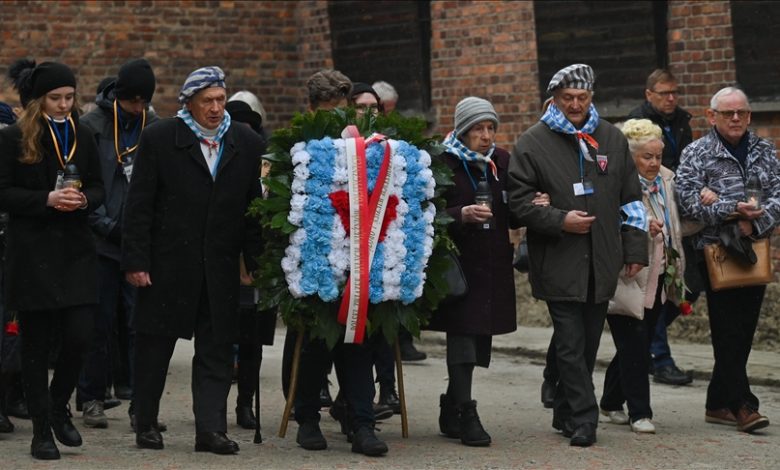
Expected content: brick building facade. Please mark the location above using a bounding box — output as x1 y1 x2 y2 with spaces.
1 0 778 265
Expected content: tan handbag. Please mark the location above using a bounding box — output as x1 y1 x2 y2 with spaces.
704 238 774 291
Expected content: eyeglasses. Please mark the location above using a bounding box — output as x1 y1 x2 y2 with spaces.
650 89 679 98
713 109 750 119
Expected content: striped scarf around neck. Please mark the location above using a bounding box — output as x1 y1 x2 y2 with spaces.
541 102 600 161
442 131 499 182
176 107 232 150
640 174 672 242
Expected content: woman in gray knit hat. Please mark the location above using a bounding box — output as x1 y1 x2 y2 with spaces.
427 97 538 446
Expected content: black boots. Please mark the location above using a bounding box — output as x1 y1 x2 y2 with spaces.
439 395 491 446
438 394 460 438
31 417 60 460
458 400 491 446
236 405 257 430
351 425 388 456
50 405 82 447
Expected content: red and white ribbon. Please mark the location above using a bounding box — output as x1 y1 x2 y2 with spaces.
338 126 393 343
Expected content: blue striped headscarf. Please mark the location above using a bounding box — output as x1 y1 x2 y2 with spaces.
178 66 226 104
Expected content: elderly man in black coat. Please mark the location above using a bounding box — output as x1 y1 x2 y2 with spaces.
122 66 264 454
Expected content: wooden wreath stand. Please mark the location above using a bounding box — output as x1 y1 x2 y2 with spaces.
278 328 409 438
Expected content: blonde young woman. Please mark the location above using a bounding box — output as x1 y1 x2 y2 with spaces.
0 60 103 460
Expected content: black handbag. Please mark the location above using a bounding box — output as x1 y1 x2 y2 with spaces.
513 237 529 273
442 252 468 302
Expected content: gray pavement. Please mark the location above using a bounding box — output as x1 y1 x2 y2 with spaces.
0 326 779 469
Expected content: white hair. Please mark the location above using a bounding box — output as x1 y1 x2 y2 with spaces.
710 87 750 110
229 90 267 124
371 81 398 103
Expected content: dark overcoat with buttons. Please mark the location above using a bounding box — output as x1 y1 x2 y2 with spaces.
0 117 104 311
427 148 517 336
121 117 264 343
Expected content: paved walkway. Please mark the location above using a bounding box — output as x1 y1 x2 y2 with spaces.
420 325 780 387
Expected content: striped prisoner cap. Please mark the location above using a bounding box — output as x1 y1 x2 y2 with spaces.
546 64 595 94
178 66 226 103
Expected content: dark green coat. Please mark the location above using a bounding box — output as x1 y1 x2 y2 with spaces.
507 119 648 304
0 119 104 311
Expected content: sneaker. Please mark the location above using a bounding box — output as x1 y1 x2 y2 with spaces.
705 408 737 426
82 400 108 428
600 408 629 425
630 418 656 433
735 405 769 433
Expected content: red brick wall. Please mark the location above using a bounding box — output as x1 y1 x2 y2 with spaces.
667 1 736 139
0 0 331 131
429 0 540 149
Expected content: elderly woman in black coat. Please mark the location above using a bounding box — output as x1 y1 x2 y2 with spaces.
427 97 518 447
0 60 104 460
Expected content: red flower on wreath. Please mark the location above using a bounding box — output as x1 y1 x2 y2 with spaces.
329 190 399 242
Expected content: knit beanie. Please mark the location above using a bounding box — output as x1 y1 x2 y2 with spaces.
115 58 156 102
453 97 499 138
8 59 76 107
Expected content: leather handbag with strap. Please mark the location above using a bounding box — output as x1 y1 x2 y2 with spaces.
704 237 773 291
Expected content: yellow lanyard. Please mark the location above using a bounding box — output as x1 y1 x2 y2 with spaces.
113 100 146 164
42 113 77 169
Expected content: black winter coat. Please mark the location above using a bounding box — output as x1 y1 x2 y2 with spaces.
0 118 105 311
121 118 264 343
427 148 517 336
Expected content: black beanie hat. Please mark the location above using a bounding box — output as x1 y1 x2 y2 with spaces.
8 59 76 107
349 82 381 105
115 58 155 102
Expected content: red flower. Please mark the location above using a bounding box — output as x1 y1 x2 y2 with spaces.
679 300 693 317
329 190 399 242
4 320 19 336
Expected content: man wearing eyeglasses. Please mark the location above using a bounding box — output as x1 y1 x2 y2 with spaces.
628 69 696 387
676 87 780 433
628 69 692 172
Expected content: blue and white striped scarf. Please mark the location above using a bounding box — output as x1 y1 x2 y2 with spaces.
176 107 231 145
442 131 498 182
541 103 646 231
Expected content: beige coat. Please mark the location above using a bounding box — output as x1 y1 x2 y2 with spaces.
609 166 686 319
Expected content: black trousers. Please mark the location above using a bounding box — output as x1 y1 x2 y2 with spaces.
546 299 607 427
600 278 663 421
294 335 375 429
701 263 764 413
133 294 233 433
19 305 93 418
282 327 332 399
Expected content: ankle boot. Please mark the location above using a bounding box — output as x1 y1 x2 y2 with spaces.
31 417 60 460
50 404 82 447
438 394 460 438
458 400 491 446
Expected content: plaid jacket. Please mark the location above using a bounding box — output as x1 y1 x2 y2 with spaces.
676 128 780 248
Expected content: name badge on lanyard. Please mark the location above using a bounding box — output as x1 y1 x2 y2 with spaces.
122 155 134 182
573 179 594 196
